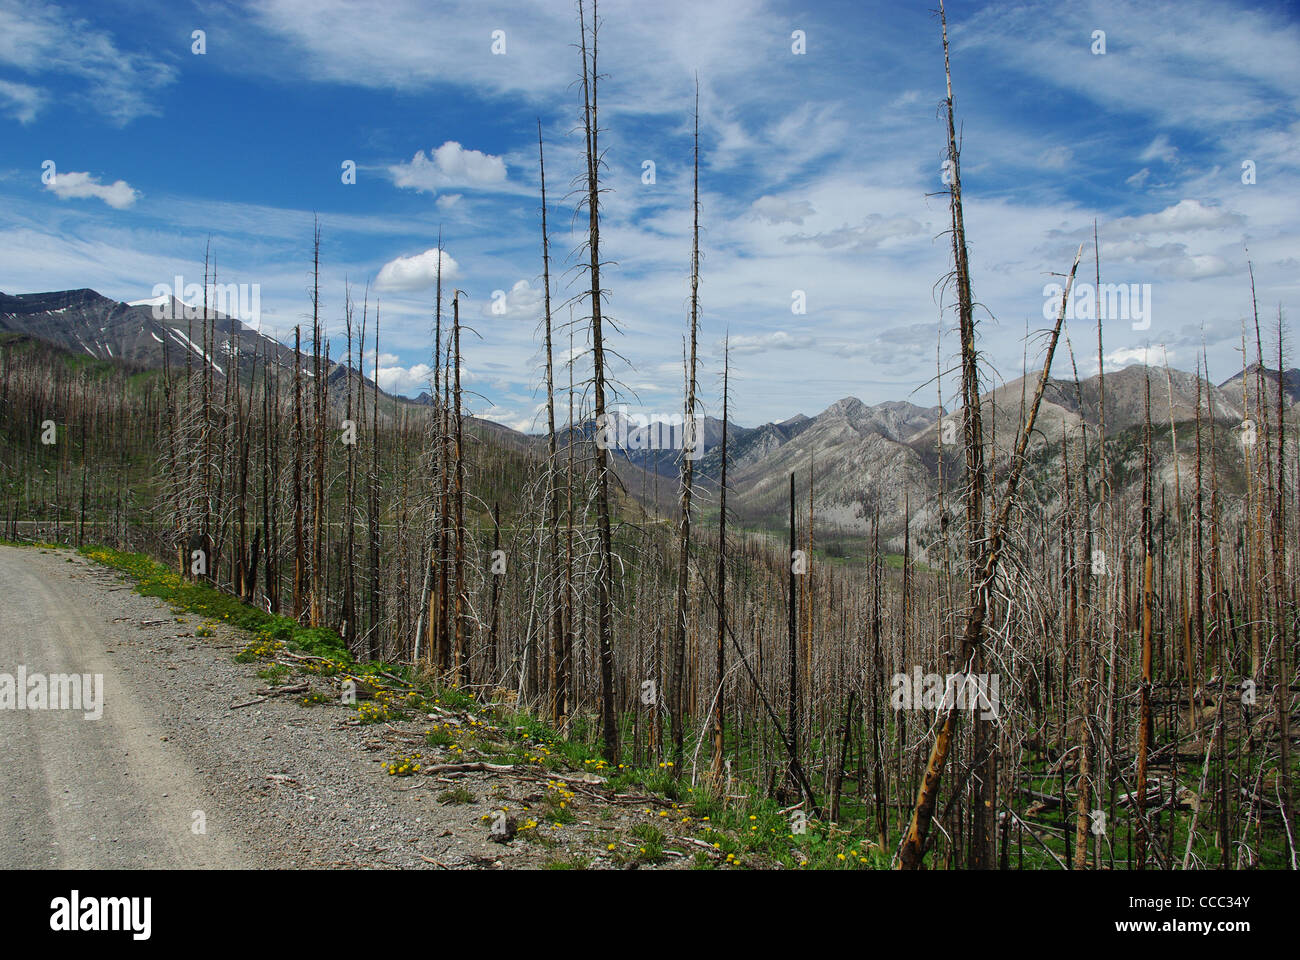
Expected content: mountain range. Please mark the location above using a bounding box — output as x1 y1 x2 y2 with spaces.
0 287 385 408
4 287 1294 550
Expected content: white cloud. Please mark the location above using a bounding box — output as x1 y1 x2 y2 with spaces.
1100 239 1188 262
1081 345 1173 377
240 0 782 129
4 0 1293 430
364 351 479 396
751 195 815 225
0 79 44 123
481 279 543 319
44 170 138 209
709 117 756 170
1105 345 1169 369
783 213 924 251
726 331 808 355
476 405 537 432
1112 199 1244 234
375 248 460 291
1139 134 1179 166
389 142 507 195
373 360 436 395
839 322 939 366
1037 146 1073 170
1170 254 1233 280
957 1 1300 139
0 0 176 124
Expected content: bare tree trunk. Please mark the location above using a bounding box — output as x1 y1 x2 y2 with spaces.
538 123 566 725
711 338 730 787
310 219 325 627
787 473 799 796
344 286 356 650
418 246 443 666
292 326 305 620
578 0 618 762
902 0 986 868
670 80 702 772
1273 312 1295 864
452 291 467 686
489 502 501 683
438 316 451 674
1135 370 1155 868
367 306 381 661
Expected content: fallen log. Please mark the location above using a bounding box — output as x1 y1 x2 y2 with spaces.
256 682 309 697
419 761 516 776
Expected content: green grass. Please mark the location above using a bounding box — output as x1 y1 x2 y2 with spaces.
79 544 352 663
436 787 476 805
425 725 457 748
257 663 290 685
545 854 591 870
625 823 665 863
71 541 900 870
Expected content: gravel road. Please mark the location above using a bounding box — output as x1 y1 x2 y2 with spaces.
0 545 565 869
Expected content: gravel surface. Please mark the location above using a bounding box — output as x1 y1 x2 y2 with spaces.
1 545 671 870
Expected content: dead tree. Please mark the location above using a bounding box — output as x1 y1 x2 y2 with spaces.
538 123 568 724
292 325 305 620
451 290 467 685
711 337 730 786
671 79 702 771
578 0 618 761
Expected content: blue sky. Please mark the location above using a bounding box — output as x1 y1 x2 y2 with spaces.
1 0 1297 429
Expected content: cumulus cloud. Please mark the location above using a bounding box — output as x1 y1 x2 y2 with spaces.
367 349 478 395
1100 238 1188 262
1112 198 1245 234
1080 344 1178 377
1106 345 1170 369
1169 253 1233 279
389 141 507 195
375 248 460 291
751 194 815 225
839 323 939 366
725 331 810 355
44 170 138 209
476 404 540 433
1163 315 1243 354
1095 209 1239 281
783 213 923 251
436 193 462 210
372 359 435 395
481 279 543 319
